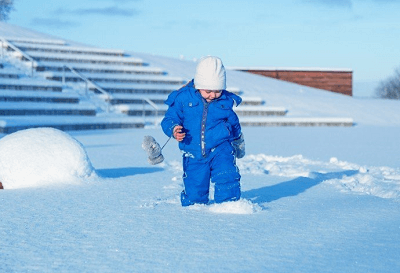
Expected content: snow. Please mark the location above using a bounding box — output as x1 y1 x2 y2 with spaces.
1 23 400 272
0 77 62 87
1 37 66 46
131 52 400 127
239 154 400 199
0 90 80 99
1 127 400 273
0 128 95 189
40 71 184 82
2 125 399 272
27 51 143 63
34 61 166 74
198 199 262 214
0 102 96 110
11 42 125 55
0 115 144 128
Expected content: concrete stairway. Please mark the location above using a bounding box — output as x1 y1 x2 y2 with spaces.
0 61 144 133
0 35 353 133
3 37 187 116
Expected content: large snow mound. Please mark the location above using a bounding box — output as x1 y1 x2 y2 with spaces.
0 128 95 189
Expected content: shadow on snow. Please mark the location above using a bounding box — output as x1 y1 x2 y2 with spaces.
242 170 359 204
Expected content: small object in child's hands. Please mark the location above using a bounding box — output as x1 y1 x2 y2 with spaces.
173 125 186 141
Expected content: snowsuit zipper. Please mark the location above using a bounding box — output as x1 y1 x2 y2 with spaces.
201 99 209 157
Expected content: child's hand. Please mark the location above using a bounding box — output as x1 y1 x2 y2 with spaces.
173 125 186 141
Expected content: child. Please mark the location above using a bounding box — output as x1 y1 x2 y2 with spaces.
161 56 245 206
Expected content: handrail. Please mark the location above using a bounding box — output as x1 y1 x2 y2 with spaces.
63 65 113 113
63 65 112 99
143 98 158 110
0 37 37 76
142 98 159 125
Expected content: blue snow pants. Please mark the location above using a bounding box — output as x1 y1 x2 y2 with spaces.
180 142 241 206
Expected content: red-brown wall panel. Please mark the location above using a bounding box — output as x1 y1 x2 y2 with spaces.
239 69 353 96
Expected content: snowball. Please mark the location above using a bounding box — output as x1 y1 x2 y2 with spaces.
0 128 95 189
330 157 339 164
359 166 368 174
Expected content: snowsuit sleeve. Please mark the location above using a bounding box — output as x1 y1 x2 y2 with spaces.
228 110 241 140
161 91 184 138
226 92 242 139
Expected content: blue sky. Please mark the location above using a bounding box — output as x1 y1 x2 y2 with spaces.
5 0 400 95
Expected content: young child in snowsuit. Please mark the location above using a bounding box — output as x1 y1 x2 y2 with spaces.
161 56 245 206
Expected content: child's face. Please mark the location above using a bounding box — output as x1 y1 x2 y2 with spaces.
199 89 222 102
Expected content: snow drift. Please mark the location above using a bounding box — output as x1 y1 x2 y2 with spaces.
0 128 95 189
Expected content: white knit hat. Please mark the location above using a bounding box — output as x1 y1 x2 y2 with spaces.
194 56 226 90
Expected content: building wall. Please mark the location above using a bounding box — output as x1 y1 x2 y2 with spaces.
238 69 353 96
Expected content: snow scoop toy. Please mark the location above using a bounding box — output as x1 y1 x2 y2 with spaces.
142 136 171 165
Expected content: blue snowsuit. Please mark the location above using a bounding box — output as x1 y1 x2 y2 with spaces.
161 80 242 206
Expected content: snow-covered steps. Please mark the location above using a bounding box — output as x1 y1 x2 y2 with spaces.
0 64 24 79
12 42 125 57
27 52 145 66
90 83 179 95
3 31 296 128
3 37 66 46
0 90 80 104
235 106 287 116
0 102 96 116
226 87 242 95
35 61 166 75
0 78 62 92
240 96 264 106
113 102 285 119
103 93 167 105
104 92 259 106
41 71 185 85
0 71 19 79
239 117 354 127
0 116 145 134
115 104 168 116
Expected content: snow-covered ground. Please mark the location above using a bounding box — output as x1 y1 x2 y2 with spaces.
1 123 399 272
